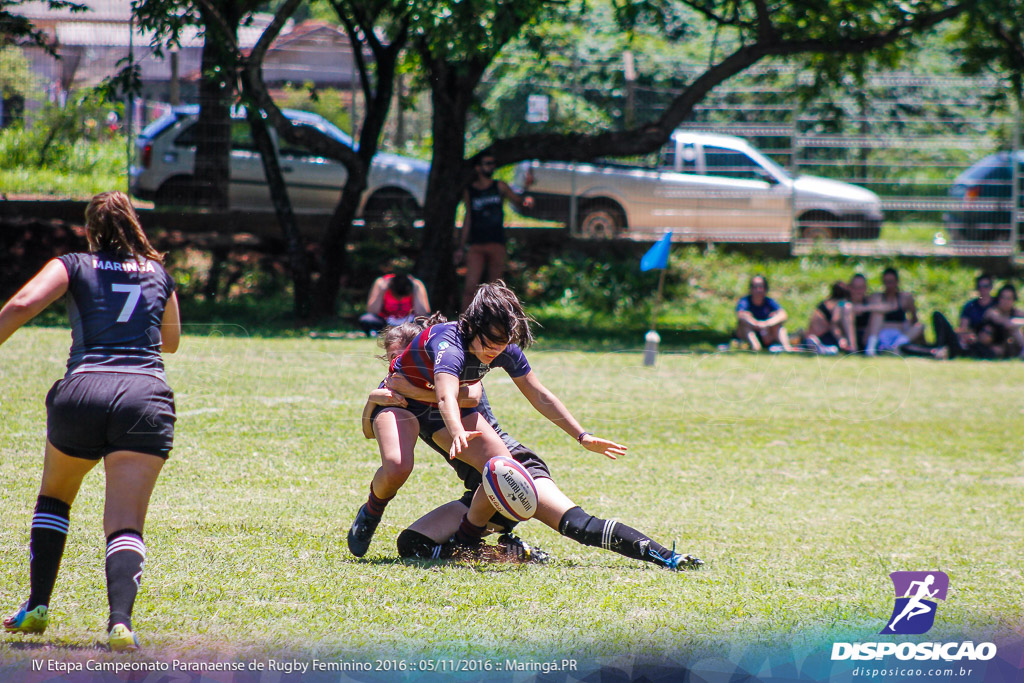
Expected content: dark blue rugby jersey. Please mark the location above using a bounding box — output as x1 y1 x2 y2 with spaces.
59 252 175 379
736 295 781 321
390 322 530 403
960 298 994 332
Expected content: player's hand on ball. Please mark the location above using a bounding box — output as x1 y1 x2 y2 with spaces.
449 430 482 459
581 434 627 460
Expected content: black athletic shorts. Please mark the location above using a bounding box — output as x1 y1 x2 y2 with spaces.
46 372 176 460
370 397 477 438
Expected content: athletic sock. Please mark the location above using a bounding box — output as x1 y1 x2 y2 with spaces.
453 515 488 547
558 506 673 565
105 529 146 632
365 485 392 518
27 496 71 610
865 335 879 356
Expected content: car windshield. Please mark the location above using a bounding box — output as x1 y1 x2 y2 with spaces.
139 113 179 140
704 145 788 182
284 111 353 148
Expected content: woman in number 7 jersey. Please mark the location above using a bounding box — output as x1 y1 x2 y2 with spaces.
0 191 180 652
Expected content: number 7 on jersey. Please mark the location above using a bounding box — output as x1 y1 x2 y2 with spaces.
112 284 142 322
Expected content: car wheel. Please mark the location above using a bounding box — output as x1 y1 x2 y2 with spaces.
363 190 421 230
579 202 625 239
799 222 834 240
154 177 195 207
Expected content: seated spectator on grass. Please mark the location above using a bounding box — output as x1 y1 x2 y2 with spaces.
976 284 1024 359
863 267 924 356
358 272 430 336
735 275 793 352
840 273 881 353
805 281 849 354
956 273 996 355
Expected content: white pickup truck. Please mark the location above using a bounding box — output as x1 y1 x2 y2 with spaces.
513 131 883 240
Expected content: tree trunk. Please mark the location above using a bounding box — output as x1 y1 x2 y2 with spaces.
240 83 312 320
312 183 363 320
309 32 400 321
194 6 234 210
415 64 473 315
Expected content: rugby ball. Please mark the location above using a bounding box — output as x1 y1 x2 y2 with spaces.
481 456 538 521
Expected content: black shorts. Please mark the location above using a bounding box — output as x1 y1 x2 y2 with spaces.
46 372 176 460
370 397 477 439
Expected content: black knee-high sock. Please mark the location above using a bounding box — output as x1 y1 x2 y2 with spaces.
106 529 146 632
558 506 672 566
27 496 71 610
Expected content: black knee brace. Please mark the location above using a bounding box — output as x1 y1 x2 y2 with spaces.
558 506 610 548
396 529 451 560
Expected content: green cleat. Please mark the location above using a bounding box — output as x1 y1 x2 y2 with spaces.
3 603 49 634
108 623 140 652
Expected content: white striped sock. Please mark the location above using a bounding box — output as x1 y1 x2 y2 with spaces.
602 519 619 550
106 535 146 560
32 512 69 534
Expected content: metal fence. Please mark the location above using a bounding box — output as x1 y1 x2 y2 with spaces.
477 60 1022 256
3 37 1022 257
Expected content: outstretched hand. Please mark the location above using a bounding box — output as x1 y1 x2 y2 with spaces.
580 434 627 460
449 430 482 460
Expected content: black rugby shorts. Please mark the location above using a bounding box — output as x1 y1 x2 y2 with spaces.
46 372 175 459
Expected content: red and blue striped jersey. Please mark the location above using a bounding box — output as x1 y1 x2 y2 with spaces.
390 322 530 401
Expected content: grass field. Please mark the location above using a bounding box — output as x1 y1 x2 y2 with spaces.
1 328 1022 672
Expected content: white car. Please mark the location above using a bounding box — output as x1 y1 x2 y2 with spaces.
130 106 428 226
514 131 883 240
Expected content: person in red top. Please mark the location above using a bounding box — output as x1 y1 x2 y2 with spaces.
359 272 430 336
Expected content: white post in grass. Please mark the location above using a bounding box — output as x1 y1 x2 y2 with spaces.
641 231 672 366
643 267 666 366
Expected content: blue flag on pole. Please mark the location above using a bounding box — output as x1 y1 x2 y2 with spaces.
640 231 673 271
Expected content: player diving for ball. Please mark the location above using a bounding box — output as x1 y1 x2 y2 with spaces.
348 281 625 557
359 293 703 570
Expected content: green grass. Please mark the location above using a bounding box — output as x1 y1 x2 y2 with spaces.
1 328 1021 668
0 134 129 198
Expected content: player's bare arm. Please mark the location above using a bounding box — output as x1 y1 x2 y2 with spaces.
0 260 70 347
386 373 481 407
435 372 481 458
498 180 534 211
359 388 408 439
161 292 181 353
511 371 626 460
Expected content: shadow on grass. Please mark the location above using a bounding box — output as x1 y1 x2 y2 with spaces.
4 638 103 652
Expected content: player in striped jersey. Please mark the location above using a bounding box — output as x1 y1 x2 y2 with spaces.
367 321 703 570
349 283 634 559
0 192 180 651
